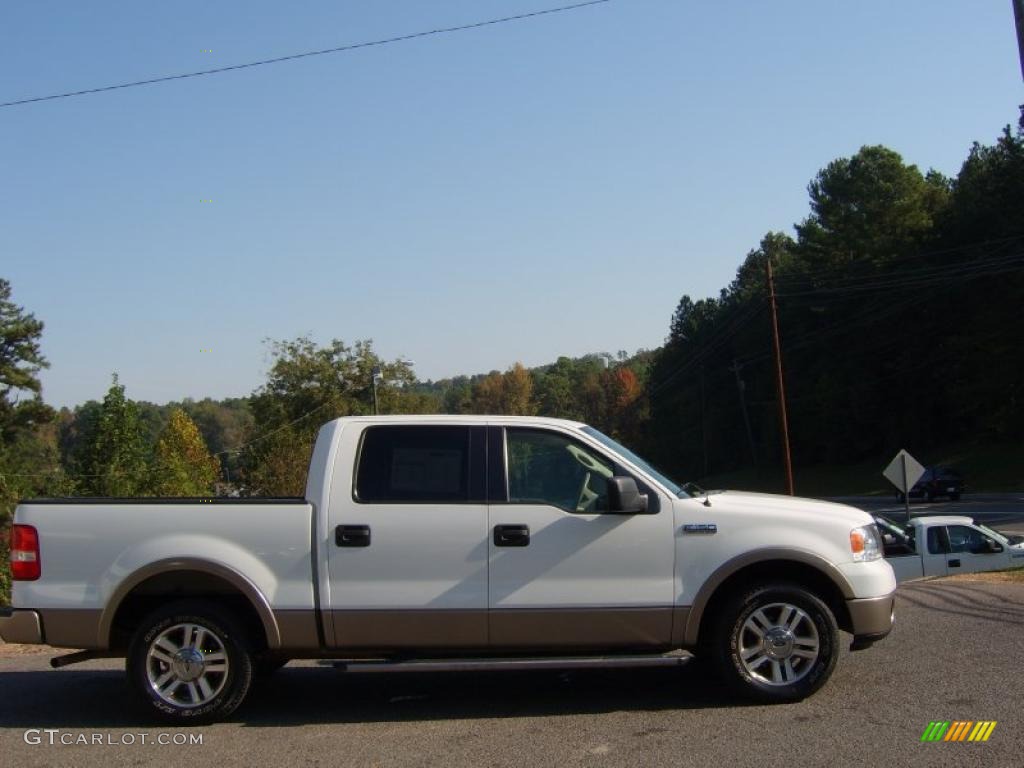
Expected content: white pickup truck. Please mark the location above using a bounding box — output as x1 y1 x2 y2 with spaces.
876 514 1024 583
2 416 896 722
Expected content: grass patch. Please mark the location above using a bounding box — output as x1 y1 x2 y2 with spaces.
941 567 1024 584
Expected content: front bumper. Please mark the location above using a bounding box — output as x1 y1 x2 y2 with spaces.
846 593 895 645
0 607 44 645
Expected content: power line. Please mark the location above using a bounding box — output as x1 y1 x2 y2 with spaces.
649 301 768 398
775 251 1024 298
0 0 613 109
772 233 1024 285
213 402 332 456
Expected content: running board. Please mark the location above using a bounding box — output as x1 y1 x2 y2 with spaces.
327 654 691 674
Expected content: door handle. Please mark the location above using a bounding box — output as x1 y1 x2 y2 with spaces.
336 524 371 548
494 524 530 547
949 558 961 568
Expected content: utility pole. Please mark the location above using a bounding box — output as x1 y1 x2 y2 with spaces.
729 359 757 468
766 258 795 496
1014 0 1024 82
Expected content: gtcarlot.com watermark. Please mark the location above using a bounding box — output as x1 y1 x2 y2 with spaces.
23 729 203 747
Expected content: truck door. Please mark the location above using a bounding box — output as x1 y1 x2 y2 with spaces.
920 526 949 578
325 423 489 650
487 426 675 650
945 525 1007 575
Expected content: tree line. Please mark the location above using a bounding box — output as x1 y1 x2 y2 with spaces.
2 117 1022 604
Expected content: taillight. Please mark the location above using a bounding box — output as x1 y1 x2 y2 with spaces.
10 524 41 581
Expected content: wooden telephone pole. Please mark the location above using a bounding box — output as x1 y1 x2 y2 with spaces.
1014 0 1024 82
766 259 795 495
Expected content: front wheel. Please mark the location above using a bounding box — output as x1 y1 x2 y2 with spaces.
710 584 839 703
126 600 254 723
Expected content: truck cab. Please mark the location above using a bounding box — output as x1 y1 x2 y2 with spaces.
883 515 1024 582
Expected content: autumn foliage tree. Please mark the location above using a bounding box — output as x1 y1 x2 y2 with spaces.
150 409 220 496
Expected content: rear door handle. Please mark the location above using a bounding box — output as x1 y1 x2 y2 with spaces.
336 525 371 548
494 524 530 547
949 558 961 568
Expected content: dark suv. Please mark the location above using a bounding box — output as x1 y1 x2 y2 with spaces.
898 466 964 502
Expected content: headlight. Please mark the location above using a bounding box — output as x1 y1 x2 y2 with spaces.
850 525 882 562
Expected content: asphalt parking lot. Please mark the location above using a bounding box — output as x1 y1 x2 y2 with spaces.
2 576 1022 768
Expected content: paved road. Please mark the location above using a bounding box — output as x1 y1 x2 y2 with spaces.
824 493 1024 536
2 578 1022 768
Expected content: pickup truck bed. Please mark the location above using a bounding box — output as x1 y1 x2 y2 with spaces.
10 497 319 651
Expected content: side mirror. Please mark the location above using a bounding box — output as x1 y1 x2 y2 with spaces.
608 476 648 514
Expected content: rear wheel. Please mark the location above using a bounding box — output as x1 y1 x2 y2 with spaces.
710 584 839 703
127 600 253 723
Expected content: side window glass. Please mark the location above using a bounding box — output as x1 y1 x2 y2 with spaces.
507 429 615 513
947 525 990 554
926 527 946 555
946 525 977 554
355 426 470 503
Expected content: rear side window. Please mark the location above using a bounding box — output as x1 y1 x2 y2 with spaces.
355 426 470 503
926 526 947 555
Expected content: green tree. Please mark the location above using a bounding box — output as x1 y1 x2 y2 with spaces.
796 145 949 267
76 375 149 497
150 409 220 496
0 278 53 444
0 279 59 604
243 337 423 495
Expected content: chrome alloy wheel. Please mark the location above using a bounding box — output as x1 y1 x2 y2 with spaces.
737 602 820 686
145 622 229 708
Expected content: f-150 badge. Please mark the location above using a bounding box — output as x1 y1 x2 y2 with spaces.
682 524 717 534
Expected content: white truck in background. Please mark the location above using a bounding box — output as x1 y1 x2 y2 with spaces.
876 514 1024 582
2 416 896 722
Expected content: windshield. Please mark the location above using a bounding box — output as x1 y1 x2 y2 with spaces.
975 522 1009 544
580 426 687 497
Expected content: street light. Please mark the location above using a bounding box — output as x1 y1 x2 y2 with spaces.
371 365 382 415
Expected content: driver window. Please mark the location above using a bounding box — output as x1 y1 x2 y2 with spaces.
947 525 992 554
506 429 614 513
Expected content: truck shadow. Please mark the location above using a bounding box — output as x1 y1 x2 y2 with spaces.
0 662 757 728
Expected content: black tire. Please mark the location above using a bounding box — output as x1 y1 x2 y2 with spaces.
710 583 839 703
949 493 961 501
126 600 254 723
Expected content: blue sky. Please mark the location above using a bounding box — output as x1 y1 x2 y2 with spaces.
2 0 1020 408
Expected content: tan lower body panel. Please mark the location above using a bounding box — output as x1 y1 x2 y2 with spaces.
274 609 321 650
330 607 675 652
489 607 674 650
0 609 44 644
38 609 103 649
331 610 488 649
